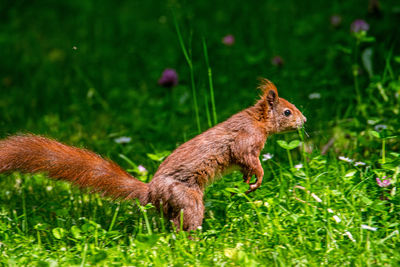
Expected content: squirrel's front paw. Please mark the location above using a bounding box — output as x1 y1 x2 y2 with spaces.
245 177 263 194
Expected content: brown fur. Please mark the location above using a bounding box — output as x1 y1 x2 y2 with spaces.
0 79 306 231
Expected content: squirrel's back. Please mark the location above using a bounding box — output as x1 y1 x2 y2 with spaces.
151 110 265 188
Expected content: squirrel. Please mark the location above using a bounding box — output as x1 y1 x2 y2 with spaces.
0 79 306 231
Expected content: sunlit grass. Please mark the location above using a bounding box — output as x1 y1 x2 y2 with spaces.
0 0 399 265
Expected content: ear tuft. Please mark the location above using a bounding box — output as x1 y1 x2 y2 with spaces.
258 78 279 107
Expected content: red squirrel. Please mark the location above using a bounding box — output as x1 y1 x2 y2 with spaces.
0 79 306 231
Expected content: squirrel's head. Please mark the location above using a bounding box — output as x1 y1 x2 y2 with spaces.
258 79 306 133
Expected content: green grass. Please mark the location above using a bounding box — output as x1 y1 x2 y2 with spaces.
1 0 400 265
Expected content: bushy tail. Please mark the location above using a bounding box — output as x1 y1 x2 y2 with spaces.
0 134 149 204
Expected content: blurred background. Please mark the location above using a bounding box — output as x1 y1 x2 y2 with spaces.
0 0 399 171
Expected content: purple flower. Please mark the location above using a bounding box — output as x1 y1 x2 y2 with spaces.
330 15 342 27
271 56 284 67
222 34 235 46
351 19 370 33
376 176 391 187
158 68 178 88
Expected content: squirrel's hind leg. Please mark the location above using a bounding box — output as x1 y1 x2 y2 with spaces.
168 184 204 232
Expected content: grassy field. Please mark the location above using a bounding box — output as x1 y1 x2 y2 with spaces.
1 0 400 265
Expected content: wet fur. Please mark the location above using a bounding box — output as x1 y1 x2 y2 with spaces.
0 79 306 231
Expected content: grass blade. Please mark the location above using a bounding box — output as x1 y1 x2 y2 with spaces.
172 11 201 133
202 37 217 125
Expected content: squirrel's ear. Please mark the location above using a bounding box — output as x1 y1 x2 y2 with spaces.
258 78 279 108
266 89 278 107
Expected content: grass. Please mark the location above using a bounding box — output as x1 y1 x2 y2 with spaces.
1 0 400 265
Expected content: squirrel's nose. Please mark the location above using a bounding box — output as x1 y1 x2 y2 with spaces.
303 116 307 123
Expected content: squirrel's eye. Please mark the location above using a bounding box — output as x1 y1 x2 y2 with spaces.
284 109 292 117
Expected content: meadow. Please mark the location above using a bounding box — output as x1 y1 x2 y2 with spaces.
1 0 400 265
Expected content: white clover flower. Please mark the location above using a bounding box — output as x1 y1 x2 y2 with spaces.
138 165 148 174
345 231 356 242
311 193 322 203
361 224 377 231
114 136 132 144
338 156 353 163
294 163 303 170
308 92 321 99
262 153 273 161
354 161 366 166
332 215 341 223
